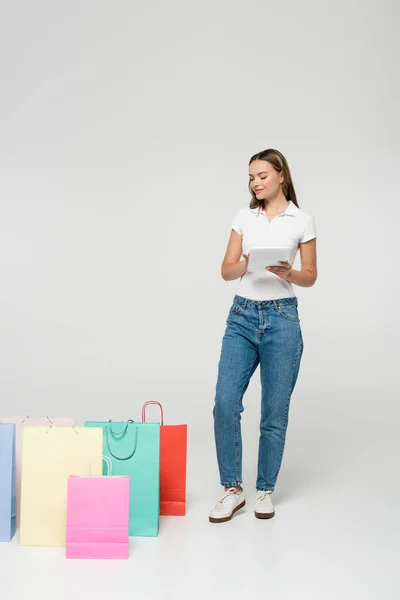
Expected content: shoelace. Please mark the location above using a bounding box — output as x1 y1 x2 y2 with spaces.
256 491 272 503
216 488 239 511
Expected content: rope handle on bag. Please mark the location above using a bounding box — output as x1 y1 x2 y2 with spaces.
45 424 80 435
105 424 138 460
141 401 164 425
108 418 135 437
0 414 30 423
0 416 79 435
88 455 113 476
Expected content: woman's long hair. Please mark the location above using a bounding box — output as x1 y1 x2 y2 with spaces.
248 149 299 210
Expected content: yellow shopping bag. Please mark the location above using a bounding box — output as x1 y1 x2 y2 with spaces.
20 426 103 547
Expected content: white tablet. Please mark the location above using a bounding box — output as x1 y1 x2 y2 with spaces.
247 247 291 272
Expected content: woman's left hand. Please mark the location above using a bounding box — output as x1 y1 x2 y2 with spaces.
266 261 292 281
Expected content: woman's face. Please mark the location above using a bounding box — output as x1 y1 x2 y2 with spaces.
249 160 283 201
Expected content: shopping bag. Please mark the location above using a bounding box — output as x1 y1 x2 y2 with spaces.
0 416 75 527
142 401 187 516
66 456 130 559
0 423 16 542
85 420 160 537
20 426 103 547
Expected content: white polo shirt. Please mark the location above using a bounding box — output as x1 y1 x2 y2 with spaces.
231 201 316 301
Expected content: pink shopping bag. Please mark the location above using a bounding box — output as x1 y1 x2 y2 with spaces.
66 456 130 559
0 416 75 527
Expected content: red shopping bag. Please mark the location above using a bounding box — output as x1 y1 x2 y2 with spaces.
142 402 187 516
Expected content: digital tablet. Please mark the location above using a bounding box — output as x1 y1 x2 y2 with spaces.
247 247 291 272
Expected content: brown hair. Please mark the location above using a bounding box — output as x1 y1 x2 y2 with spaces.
248 148 299 210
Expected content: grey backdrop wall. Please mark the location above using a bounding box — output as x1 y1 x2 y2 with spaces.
0 1 398 477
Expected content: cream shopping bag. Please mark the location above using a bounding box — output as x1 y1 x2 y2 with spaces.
0 416 75 527
20 426 103 547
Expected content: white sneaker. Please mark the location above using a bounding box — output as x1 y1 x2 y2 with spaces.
209 488 246 523
254 490 275 519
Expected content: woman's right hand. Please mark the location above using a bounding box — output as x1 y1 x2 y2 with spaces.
221 231 250 281
241 253 249 275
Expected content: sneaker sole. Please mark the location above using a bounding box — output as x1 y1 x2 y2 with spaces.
209 500 246 523
254 510 275 519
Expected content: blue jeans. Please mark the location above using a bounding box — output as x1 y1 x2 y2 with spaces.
213 295 304 491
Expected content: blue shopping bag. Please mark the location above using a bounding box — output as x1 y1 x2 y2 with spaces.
85 420 160 537
0 423 16 542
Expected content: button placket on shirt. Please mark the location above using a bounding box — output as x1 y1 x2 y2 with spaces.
260 210 285 236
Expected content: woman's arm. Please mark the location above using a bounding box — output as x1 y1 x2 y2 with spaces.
221 230 248 281
267 238 317 287
288 238 317 287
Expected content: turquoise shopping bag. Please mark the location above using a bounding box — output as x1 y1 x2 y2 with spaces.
85 420 160 537
0 423 16 542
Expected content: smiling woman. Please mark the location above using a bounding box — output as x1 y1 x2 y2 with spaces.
209 148 317 524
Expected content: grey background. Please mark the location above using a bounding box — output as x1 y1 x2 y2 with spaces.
0 3 399 595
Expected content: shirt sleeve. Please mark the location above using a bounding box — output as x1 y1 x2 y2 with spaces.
300 216 316 243
231 209 243 236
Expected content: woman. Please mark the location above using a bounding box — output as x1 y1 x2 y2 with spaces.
210 148 317 523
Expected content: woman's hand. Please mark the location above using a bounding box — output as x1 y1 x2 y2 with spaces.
266 261 292 281
241 253 249 275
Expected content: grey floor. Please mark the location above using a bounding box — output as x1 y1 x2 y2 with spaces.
0 416 398 600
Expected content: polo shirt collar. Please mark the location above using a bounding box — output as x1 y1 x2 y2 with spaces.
250 200 298 217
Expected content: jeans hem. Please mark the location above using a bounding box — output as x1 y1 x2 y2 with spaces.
256 487 274 492
221 481 243 487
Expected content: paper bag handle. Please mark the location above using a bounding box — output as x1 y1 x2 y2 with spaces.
141 401 164 425
108 419 135 437
88 455 112 476
105 424 138 461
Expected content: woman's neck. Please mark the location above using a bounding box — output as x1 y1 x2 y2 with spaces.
263 193 290 214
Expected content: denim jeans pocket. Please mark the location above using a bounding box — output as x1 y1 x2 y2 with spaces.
230 297 247 315
275 303 300 323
